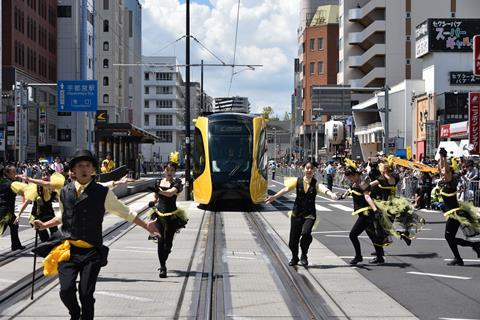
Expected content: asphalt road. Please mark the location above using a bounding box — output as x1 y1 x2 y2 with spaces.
267 176 480 320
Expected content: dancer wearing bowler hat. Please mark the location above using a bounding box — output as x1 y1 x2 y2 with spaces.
33 150 159 320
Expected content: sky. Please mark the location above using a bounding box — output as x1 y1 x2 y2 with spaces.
139 0 299 116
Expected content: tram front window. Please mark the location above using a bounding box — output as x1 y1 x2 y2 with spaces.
210 121 252 174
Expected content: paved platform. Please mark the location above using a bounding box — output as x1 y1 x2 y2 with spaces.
3 195 419 319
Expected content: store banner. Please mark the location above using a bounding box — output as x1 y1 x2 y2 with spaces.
469 92 480 154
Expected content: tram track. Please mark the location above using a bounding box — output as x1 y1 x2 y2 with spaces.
0 192 151 316
246 209 348 320
0 192 148 269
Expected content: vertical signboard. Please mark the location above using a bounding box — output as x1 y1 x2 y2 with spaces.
39 102 47 146
469 92 480 154
474 35 480 76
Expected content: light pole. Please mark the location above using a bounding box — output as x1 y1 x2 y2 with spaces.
184 0 191 201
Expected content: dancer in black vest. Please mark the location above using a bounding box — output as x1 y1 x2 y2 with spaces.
0 165 25 251
15 169 63 242
343 159 385 265
266 161 337 266
438 148 480 266
150 161 188 278
33 150 159 320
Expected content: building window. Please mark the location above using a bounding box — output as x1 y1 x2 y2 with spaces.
318 37 324 50
103 76 109 86
310 39 315 51
144 72 150 80
57 5 72 18
58 129 72 141
144 115 149 126
156 131 173 143
144 100 150 108
156 72 173 80
103 94 109 103
145 86 149 94
310 62 315 75
156 100 173 108
318 61 324 74
88 59 92 69
156 114 173 126
156 86 172 94
103 0 109 10
103 59 109 68
103 20 109 32
103 41 109 51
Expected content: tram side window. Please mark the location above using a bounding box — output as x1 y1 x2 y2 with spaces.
257 128 268 179
193 128 206 178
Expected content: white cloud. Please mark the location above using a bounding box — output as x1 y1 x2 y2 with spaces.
140 0 299 115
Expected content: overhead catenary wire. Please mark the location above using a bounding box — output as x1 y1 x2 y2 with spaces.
228 0 241 96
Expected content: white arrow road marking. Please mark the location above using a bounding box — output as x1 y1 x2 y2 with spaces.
96 291 153 302
407 271 471 280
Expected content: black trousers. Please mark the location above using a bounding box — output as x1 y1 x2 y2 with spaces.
289 215 315 259
156 219 177 268
445 217 478 260
326 175 333 191
58 247 102 320
7 214 22 249
349 214 384 258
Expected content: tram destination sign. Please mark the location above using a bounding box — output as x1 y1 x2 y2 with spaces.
449 71 480 85
58 80 98 112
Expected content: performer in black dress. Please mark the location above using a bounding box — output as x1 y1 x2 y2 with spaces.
150 161 188 278
266 161 338 267
438 148 480 266
343 159 385 265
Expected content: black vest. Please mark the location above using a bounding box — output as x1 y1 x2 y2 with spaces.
60 181 108 246
0 178 16 215
292 177 317 216
32 186 55 220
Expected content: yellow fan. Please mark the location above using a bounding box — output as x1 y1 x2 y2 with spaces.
387 155 394 169
451 157 458 173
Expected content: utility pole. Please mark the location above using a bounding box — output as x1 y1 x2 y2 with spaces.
185 0 191 201
383 86 390 155
200 60 204 112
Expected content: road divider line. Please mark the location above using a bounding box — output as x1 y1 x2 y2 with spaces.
96 291 153 302
226 255 257 260
407 271 471 280
444 258 480 262
311 230 350 234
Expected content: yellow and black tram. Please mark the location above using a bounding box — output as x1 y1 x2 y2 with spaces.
193 113 268 205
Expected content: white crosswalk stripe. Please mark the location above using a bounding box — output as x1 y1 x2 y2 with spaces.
315 204 332 212
328 204 352 212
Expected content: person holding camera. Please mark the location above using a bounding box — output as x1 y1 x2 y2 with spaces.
149 161 188 278
438 148 480 266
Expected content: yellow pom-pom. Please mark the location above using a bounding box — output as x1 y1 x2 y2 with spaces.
345 158 357 170
24 183 38 202
169 151 179 165
11 181 28 194
50 172 65 190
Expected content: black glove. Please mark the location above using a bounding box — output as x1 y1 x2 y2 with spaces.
148 201 156 208
439 148 447 158
373 209 381 220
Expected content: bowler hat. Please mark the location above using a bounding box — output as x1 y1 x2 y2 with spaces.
69 150 98 168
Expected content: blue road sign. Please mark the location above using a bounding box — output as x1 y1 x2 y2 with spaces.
57 80 98 112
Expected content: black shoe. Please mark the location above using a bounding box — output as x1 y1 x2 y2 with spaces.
159 267 167 278
300 255 308 267
447 258 464 266
288 258 299 266
473 243 480 258
401 234 412 246
11 245 26 251
349 256 363 265
370 257 385 264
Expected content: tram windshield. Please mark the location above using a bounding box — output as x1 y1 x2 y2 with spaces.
209 120 253 174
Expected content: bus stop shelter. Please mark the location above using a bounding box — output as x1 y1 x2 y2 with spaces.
95 123 159 177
